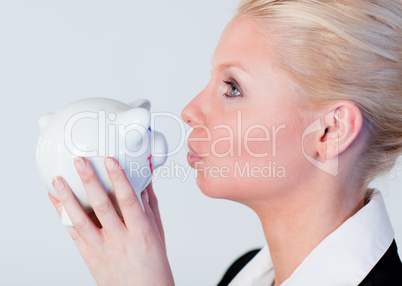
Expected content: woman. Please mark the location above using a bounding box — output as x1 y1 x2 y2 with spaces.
49 0 402 285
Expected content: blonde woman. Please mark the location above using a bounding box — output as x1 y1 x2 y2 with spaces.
49 0 402 285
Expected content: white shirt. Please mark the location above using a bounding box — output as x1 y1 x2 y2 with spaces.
229 190 395 286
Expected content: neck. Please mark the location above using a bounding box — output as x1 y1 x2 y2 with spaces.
251 177 366 285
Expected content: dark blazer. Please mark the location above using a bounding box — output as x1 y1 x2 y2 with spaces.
218 240 402 286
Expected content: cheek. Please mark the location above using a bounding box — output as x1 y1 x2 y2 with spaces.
204 115 282 160
195 114 308 200
241 124 284 159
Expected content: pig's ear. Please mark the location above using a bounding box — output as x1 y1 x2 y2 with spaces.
117 107 151 129
129 99 151 111
38 113 52 130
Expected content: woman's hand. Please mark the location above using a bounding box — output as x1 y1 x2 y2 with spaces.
48 157 174 286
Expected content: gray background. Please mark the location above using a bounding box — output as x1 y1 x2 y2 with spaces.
0 1 401 285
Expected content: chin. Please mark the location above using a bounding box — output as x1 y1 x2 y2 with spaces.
196 173 229 199
195 172 250 202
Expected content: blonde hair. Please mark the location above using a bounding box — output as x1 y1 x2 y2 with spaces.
238 0 402 186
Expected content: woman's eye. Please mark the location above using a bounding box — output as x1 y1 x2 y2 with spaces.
223 81 241 98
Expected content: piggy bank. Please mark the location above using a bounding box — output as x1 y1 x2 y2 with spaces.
36 98 168 226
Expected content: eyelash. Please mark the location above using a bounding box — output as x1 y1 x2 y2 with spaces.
222 80 242 98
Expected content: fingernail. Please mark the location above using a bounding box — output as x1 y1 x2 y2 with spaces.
74 157 86 171
53 176 65 191
144 190 149 204
105 157 116 170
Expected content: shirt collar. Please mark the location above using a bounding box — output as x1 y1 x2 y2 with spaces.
229 189 395 286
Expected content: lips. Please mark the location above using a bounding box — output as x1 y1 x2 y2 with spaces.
187 143 201 158
186 143 203 168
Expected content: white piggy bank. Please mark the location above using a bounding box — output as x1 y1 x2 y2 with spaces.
36 98 168 226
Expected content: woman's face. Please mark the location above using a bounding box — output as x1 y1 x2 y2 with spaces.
181 16 314 205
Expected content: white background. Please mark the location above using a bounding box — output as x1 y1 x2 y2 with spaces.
0 1 401 285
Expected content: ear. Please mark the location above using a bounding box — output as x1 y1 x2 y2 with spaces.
315 101 363 160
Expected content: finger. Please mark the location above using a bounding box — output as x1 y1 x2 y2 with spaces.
141 190 158 235
52 176 102 245
104 157 149 231
48 192 62 215
48 192 60 207
48 192 88 249
74 157 125 234
146 182 166 246
141 190 166 253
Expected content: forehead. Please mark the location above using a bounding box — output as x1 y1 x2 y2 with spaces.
212 16 277 73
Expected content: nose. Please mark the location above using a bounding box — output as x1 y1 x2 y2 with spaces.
181 89 207 127
151 131 168 169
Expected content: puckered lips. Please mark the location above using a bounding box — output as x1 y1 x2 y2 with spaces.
186 143 203 168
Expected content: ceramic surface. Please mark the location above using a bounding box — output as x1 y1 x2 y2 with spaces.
36 98 168 226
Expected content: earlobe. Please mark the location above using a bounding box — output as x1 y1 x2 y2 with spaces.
316 102 363 160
